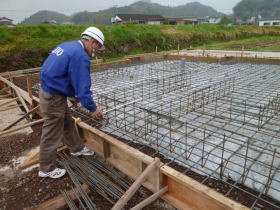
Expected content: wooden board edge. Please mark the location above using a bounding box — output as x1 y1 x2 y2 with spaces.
77 122 249 210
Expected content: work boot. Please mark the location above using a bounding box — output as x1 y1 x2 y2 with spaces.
38 168 66 179
70 146 94 156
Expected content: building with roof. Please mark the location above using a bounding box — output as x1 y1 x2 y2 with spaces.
259 17 280 26
165 17 198 25
0 17 14 26
111 14 165 25
42 20 57 24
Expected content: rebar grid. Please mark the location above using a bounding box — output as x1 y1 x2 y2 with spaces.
28 59 280 209
84 59 280 209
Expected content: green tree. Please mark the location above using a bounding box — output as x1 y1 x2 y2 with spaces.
233 0 280 20
219 16 233 25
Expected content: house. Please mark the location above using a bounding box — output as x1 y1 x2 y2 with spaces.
165 18 186 25
42 20 57 24
165 17 198 25
197 16 210 24
111 14 165 25
184 16 198 25
259 17 280 26
209 17 222 24
0 17 14 26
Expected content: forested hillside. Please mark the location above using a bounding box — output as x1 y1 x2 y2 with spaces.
234 0 280 20
20 1 223 25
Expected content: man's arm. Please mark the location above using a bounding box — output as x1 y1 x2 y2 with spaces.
69 54 103 120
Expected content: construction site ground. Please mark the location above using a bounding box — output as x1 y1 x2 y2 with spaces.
0 99 174 210
0 104 277 210
2 51 280 209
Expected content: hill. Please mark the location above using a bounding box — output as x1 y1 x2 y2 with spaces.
233 0 280 20
21 1 223 25
20 10 70 24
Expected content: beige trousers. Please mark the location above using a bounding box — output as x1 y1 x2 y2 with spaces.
39 88 83 172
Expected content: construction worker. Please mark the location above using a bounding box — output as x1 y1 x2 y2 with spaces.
38 27 105 178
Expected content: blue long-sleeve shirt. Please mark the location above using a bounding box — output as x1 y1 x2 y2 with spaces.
40 40 97 112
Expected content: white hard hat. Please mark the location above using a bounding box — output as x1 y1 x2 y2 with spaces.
81 27 105 50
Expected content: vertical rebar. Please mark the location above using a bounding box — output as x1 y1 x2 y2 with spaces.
242 138 250 184
220 133 226 179
264 149 277 195
201 127 206 167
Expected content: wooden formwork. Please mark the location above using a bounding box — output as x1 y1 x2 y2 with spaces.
0 54 260 210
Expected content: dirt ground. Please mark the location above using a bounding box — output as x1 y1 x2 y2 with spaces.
0 94 279 209
0 123 175 210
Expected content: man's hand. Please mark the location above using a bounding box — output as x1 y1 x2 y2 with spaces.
91 108 103 120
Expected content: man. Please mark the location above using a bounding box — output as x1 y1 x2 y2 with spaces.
38 27 104 178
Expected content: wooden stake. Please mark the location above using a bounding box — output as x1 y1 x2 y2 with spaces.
0 97 18 107
0 104 22 111
8 73 15 98
21 145 67 169
15 88 30 114
0 76 33 104
130 186 168 210
2 105 40 131
0 87 10 94
111 158 160 210
0 119 44 137
31 184 89 210
0 93 11 98
26 75 33 99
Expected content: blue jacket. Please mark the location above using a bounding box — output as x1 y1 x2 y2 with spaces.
40 41 97 112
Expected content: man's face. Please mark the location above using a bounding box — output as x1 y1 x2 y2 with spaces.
88 39 102 57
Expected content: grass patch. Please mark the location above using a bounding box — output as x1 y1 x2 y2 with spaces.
198 36 280 51
2 24 280 71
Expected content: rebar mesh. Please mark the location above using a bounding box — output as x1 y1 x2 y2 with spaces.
30 59 280 209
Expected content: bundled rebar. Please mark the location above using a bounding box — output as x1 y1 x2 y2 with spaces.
59 152 131 205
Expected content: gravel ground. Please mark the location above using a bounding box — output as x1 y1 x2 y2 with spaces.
0 124 175 210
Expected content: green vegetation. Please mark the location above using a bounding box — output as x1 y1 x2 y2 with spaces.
199 36 280 51
234 0 280 20
2 24 280 71
21 10 70 25
219 16 234 25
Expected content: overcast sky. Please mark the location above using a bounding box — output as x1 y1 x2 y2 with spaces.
0 0 241 24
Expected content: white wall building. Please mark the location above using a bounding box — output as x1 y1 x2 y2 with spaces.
259 18 280 26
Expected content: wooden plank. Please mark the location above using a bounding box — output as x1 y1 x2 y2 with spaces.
26 75 34 112
0 119 44 137
8 73 15 98
161 166 248 210
0 93 11 98
130 186 169 210
0 87 10 94
20 146 68 169
2 105 40 131
15 88 30 113
103 141 110 159
0 76 33 104
0 67 41 77
79 122 154 164
31 184 89 210
0 97 18 107
81 124 157 192
77 121 249 210
0 104 22 111
165 54 222 63
111 158 160 210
